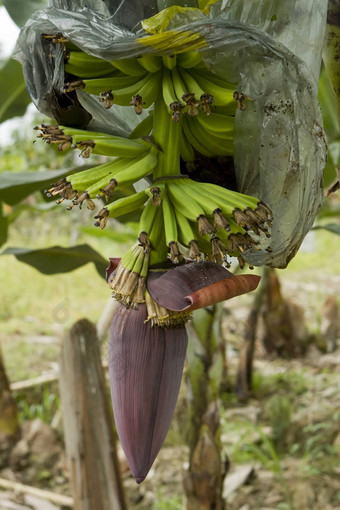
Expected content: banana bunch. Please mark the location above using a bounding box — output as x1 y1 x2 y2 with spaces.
160 179 271 267
39 122 159 210
107 196 159 308
41 43 271 317
108 241 150 307
62 43 238 156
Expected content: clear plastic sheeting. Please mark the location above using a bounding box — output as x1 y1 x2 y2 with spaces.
212 0 327 84
14 0 328 268
48 0 159 30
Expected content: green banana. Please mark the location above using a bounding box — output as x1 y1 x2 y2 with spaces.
60 125 120 139
174 207 196 247
113 151 158 188
178 67 205 102
85 158 138 198
163 54 177 70
200 182 260 212
162 190 178 246
173 179 220 216
148 205 167 265
138 54 163 73
72 137 151 158
102 75 152 107
163 188 183 263
177 51 202 69
139 196 159 235
162 67 178 112
192 68 236 92
179 129 195 162
152 97 182 178
190 69 235 108
110 58 147 76
65 51 114 78
133 70 162 109
140 249 150 279
66 158 129 189
196 112 234 137
129 112 154 139
119 243 142 272
171 67 188 103
182 116 216 157
166 180 205 221
186 116 234 156
82 73 147 95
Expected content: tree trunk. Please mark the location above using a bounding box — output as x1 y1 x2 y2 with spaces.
183 304 228 510
59 319 127 510
236 274 265 400
261 268 306 357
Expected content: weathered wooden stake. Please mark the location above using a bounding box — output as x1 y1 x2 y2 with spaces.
59 319 127 510
0 346 20 454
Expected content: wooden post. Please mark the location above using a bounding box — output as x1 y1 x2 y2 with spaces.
0 346 20 452
59 319 127 510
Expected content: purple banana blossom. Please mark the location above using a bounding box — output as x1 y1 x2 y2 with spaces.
108 260 260 483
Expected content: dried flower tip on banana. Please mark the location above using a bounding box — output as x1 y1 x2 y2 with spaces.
58 139 72 151
233 207 252 229
150 187 162 207
44 178 67 197
245 209 271 237
138 232 151 253
43 134 73 149
41 33 68 44
99 90 114 109
237 255 246 269
256 202 273 223
211 236 226 265
197 214 214 236
69 191 95 210
200 93 213 115
94 207 109 229
45 179 77 203
188 240 201 261
34 124 64 136
73 140 95 158
234 206 272 236
145 291 191 328
213 208 231 232
227 232 256 254
182 93 199 116
238 254 254 270
63 80 85 93
170 101 184 122
233 91 252 110
97 178 117 202
169 242 183 264
130 94 145 115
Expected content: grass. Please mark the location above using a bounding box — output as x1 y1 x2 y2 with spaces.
0 204 135 382
15 384 60 423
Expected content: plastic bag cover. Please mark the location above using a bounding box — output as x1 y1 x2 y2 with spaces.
14 0 328 268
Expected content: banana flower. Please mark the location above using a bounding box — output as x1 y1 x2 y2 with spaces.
107 259 259 483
